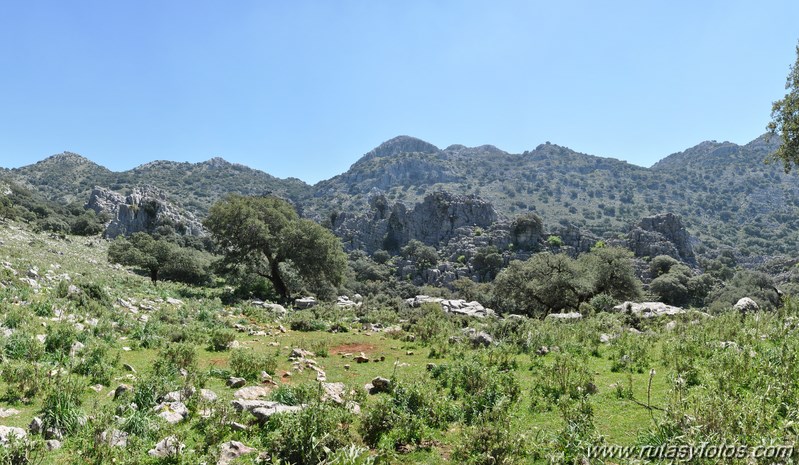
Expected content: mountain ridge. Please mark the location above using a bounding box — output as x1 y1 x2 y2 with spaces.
2 133 795 261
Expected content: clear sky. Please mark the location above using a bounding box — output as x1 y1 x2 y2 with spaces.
1 1 798 183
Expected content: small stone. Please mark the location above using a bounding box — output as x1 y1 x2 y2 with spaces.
233 386 271 400
536 346 549 356
251 404 304 423
226 377 246 389
28 417 43 435
148 435 184 458
45 439 61 451
114 384 132 399
218 441 257 465
229 421 248 432
122 363 136 373
199 389 218 402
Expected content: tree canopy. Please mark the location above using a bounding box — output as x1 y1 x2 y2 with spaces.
108 232 212 285
204 195 347 303
768 41 799 172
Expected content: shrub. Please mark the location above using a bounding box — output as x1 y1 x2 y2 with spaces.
2 361 43 402
154 342 197 377
262 402 356 465
360 381 457 449
229 349 277 380
44 322 80 356
74 342 119 385
40 378 86 436
452 408 529 465
289 310 328 332
208 328 236 352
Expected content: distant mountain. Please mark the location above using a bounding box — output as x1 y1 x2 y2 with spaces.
4 134 798 261
308 134 798 260
5 153 312 214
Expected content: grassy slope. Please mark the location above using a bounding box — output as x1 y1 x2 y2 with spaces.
1 221 793 464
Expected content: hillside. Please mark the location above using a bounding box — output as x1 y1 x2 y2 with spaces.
310 134 798 260
4 154 312 215
4 134 799 260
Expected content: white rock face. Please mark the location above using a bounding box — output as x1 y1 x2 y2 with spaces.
0 426 26 444
733 297 760 313
86 185 204 239
613 301 685 318
405 295 496 318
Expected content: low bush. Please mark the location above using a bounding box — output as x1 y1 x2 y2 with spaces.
230 349 277 380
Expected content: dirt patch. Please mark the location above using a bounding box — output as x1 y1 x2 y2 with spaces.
329 342 377 355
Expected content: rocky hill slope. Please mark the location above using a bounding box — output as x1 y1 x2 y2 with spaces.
3 134 797 261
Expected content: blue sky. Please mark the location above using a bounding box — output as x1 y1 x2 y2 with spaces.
1 1 798 183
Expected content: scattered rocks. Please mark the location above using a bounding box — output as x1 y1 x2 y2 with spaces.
0 408 20 418
251 403 304 423
45 439 62 451
231 399 276 412
114 384 132 399
354 353 370 364
226 377 246 389
469 331 494 347
200 389 218 402
154 401 189 424
99 429 128 448
535 346 550 356
321 382 346 404
28 417 43 435
290 348 314 359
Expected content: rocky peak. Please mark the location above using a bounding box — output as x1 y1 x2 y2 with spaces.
203 157 233 168
361 136 440 161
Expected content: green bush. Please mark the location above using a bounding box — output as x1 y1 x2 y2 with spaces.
289 310 328 332
229 349 277 380
40 378 86 436
262 402 356 465
208 328 236 352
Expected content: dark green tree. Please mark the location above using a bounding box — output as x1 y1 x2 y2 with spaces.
401 239 439 271
493 253 590 317
579 246 643 302
108 233 175 284
768 41 799 172
108 233 211 285
204 195 347 303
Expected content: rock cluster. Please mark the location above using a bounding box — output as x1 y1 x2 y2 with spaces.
626 213 695 264
331 191 498 254
613 301 685 318
86 185 204 239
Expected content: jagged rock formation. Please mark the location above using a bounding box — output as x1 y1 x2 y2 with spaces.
86 186 204 239
331 191 498 253
626 213 695 264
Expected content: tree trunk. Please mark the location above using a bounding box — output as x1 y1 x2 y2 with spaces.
269 260 290 304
